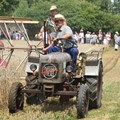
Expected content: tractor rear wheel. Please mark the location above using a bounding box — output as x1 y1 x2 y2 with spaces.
86 65 103 109
8 82 24 113
77 84 89 118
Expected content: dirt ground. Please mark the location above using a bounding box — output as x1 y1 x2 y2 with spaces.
0 40 120 120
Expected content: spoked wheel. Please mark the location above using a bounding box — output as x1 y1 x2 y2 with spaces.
8 82 24 113
77 84 89 118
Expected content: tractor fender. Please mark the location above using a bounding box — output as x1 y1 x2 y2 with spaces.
85 58 103 77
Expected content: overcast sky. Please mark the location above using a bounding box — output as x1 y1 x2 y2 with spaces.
111 0 114 3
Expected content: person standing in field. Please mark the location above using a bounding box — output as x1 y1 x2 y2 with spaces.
98 29 103 44
38 5 58 40
114 31 120 51
78 29 84 44
73 31 79 43
90 32 97 45
105 32 111 46
15 31 19 40
85 31 91 44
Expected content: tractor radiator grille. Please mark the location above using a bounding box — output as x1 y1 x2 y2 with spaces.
41 63 58 79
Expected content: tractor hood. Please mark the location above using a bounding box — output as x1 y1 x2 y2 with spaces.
40 52 71 63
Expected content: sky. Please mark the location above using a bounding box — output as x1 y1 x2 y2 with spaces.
111 0 114 3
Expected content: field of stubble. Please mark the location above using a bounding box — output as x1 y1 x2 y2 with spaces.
0 40 120 120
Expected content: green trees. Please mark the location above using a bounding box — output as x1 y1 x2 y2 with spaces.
0 0 19 15
112 0 120 14
86 0 112 11
13 0 29 17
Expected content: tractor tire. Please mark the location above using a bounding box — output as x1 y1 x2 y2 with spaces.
8 82 24 113
86 65 103 109
77 84 89 118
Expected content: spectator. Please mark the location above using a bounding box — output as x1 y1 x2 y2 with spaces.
114 31 119 51
98 29 103 44
38 5 58 40
85 31 91 44
90 32 97 45
105 32 111 46
11 31 16 40
103 36 108 45
73 31 79 43
15 31 19 40
78 29 84 44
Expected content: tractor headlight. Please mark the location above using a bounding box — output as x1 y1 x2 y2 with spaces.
30 64 37 72
66 65 73 73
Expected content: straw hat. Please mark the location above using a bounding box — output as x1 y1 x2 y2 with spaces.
54 14 65 20
50 5 57 11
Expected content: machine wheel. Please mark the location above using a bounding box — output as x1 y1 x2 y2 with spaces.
8 82 24 113
77 84 89 118
86 65 103 109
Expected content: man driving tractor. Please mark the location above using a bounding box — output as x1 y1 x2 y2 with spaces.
43 14 78 75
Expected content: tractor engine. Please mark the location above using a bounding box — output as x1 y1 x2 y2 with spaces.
25 52 72 84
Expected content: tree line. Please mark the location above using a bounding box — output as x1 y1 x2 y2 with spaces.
0 0 120 33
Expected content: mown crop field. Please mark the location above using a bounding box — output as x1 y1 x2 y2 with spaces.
0 41 120 120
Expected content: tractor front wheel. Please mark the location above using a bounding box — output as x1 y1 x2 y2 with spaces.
8 82 24 113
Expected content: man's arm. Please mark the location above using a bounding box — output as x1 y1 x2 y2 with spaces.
53 33 72 42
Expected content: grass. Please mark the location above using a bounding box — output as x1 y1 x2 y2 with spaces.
0 73 120 120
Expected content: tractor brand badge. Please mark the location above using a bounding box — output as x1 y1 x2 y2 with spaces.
41 64 58 79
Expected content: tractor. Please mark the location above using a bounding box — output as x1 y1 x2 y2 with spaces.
0 17 103 118
8 46 103 118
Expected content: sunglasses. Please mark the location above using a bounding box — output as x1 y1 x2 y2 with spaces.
55 19 64 23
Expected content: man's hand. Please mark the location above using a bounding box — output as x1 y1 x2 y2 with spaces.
42 47 48 52
53 38 58 42
42 44 52 52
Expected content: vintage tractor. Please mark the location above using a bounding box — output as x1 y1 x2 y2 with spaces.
8 47 103 118
1 17 103 118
